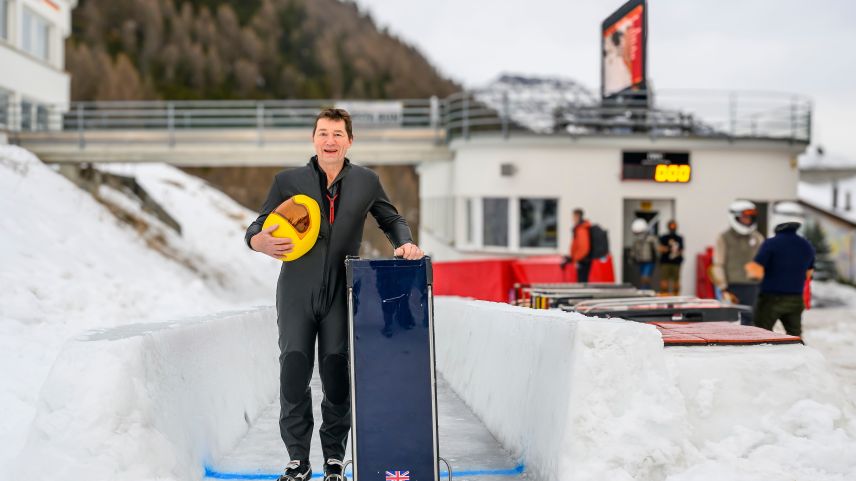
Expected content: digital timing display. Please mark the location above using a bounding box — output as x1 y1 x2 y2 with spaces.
622 151 691 183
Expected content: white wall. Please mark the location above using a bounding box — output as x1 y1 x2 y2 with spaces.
8 307 279 481
423 135 804 293
0 0 74 108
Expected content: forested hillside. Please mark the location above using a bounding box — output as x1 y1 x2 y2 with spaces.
66 0 458 101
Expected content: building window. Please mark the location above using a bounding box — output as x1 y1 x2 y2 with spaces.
23 8 50 61
0 0 8 41
483 198 509 247
465 198 475 244
520 198 558 248
833 183 839 210
21 100 33 130
846 191 852 212
36 104 48 130
0 89 9 128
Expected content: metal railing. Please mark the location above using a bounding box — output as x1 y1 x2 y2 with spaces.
1 89 811 147
445 88 811 142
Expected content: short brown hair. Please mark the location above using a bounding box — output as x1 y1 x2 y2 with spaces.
313 108 353 140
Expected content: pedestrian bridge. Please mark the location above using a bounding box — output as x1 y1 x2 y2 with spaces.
4 90 811 167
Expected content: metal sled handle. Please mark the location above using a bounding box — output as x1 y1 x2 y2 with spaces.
343 460 353 478
439 457 453 481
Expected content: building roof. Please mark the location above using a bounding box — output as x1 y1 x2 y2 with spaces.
799 148 856 172
798 175 856 226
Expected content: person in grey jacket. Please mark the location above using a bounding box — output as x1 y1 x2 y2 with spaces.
629 218 659 289
245 108 423 481
710 200 765 324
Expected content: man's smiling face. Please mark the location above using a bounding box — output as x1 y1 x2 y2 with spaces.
313 117 353 165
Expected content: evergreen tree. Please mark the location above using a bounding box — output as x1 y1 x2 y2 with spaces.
66 0 458 101
804 221 832 257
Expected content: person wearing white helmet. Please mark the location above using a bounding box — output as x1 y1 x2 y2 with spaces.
745 201 815 336
710 200 766 324
629 217 659 289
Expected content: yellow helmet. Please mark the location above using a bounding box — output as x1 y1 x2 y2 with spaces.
261 194 321 262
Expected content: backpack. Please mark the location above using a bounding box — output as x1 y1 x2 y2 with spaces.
589 224 610 259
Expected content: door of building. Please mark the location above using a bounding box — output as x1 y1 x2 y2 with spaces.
622 198 676 288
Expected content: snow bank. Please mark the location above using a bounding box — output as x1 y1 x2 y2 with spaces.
434 297 856 481
0 145 279 473
8 307 278 481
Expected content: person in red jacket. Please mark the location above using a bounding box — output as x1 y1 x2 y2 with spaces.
570 208 592 283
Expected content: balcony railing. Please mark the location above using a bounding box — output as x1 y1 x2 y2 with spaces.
1 89 811 146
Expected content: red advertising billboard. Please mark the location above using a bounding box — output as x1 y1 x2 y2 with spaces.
601 0 647 98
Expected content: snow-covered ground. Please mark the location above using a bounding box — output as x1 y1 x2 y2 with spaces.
804 281 856 399
0 146 279 474
438 298 856 481
2 145 856 481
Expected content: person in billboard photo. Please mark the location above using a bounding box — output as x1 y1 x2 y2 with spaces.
604 29 632 96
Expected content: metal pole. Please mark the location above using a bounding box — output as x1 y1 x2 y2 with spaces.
729 92 737 138
462 93 469 140
167 102 175 148
806 102 813 143
790 96 797 142
77 103 85 149
430 96 440 145
501 92 509 139
257 102 264 147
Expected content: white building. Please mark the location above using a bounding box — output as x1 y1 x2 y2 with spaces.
419 85 811 294
0 0 76 131
799 150 856 283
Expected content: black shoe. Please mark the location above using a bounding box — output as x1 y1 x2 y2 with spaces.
324 458 347 481
279 460 312 481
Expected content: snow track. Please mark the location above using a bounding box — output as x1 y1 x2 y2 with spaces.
207 371 524 481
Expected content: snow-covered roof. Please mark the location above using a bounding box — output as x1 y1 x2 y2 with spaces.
799 148 856 171
799 175 856 225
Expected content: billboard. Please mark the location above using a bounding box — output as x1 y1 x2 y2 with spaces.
601 0 647 99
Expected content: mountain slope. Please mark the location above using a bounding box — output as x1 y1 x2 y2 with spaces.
67 0 459 101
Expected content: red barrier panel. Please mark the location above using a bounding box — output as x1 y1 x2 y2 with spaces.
512 256 574 284
696 247 715 299
589 255 616 283
432 258 515 302
434 255 617 302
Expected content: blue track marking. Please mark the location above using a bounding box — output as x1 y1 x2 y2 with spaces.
204 463 525 480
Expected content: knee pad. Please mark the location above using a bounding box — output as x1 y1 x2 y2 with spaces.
321 354 350 405
282 351 312 404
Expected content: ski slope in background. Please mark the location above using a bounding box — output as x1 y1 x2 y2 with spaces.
2 145 856 480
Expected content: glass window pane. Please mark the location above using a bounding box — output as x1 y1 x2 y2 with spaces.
36 104 48 130
483 198 508 247
519 198 558 248
23 8 49 60
465 198 474 244
0 90 8 127
21 101 33 130
0 0 8 40
23 10 32 53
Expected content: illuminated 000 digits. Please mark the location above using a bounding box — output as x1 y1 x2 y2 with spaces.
655 164 691 183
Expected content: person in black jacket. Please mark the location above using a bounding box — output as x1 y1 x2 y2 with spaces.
245 108 423 481
746 202 814 336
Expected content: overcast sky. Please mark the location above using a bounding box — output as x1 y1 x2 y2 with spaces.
355 0 856 161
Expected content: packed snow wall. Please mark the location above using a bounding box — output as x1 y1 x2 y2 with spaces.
434 297 856 481
8 307 279 481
